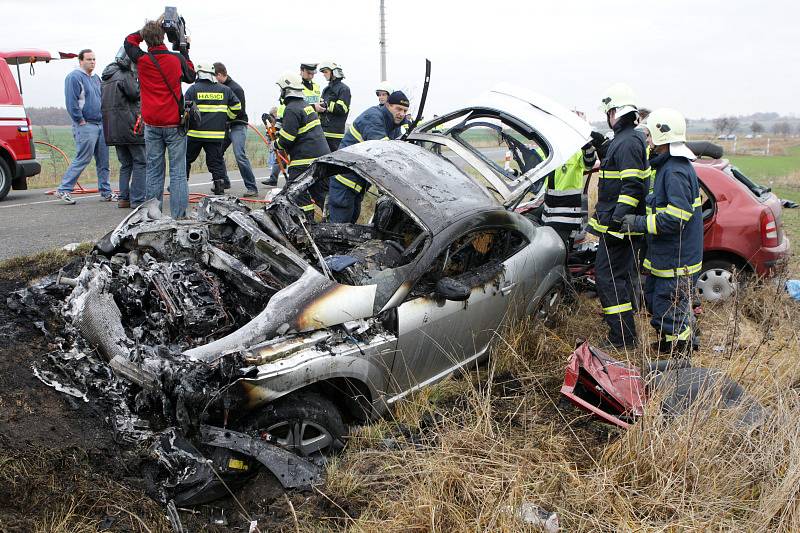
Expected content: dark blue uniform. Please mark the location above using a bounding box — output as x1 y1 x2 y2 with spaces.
328 105 402 223
588 113 649 347
633 150 703 346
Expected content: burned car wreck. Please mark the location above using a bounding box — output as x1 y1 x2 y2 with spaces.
49 86 591 504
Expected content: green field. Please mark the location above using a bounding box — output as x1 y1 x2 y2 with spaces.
729 145 800 180
30 125 273 189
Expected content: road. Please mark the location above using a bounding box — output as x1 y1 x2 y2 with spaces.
0 168 277 261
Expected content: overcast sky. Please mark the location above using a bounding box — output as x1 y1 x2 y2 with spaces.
2 0 798 124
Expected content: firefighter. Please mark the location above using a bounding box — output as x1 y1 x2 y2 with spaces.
376 81 392 105
588 83 649 349
185 63 241 195
317 61 351 151
619 108 702 354
328 91 410 223
274 72 330 216
276 63 321 121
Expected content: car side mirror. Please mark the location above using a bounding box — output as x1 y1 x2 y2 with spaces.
435 277 471 301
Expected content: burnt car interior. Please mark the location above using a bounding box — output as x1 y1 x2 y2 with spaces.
411 227 528 298
283 163 429 287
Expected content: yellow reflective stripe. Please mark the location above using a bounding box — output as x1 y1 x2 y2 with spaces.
666 327 693 342
643 259 703 278
337 100 349 113
618 195 639 207
647 213 658 235
196 104 229 113
619 168 651 180
349 124 363 142
603 302 633 315
299 203 316 212
600 170 621 179
665 204 693 221
187 130 225 139
324 132 345 138
646 206 653 215
692 196 702 208
589 217 608 232
288 158 316 167
229 102 242 110
304 106 314 115
297 119 321 134
279 129 296 142
335 174 363 193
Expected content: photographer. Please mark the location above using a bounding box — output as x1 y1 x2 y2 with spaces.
124 15 196 218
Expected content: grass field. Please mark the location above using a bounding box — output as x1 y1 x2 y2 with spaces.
29 125 273 189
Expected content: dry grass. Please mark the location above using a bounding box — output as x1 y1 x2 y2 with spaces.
0 243 92 282
310 269 800 531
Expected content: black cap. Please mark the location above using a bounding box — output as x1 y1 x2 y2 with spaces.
387 91 409 107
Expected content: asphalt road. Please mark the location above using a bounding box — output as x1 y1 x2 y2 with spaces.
0 167 277 261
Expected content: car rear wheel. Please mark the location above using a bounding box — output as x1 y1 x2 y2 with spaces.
246 392 346 457
0 158 12 201
696 259 740 302
534 283 563 327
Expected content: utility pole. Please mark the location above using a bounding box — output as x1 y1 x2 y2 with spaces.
379 0 387 81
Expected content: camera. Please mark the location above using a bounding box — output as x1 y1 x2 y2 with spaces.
162 6 188 52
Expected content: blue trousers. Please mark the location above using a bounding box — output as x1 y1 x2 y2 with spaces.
328 175 366 223
58 122 111 196
644 273 698 344
222 123 257 191
144 125 188 219
115 144 146 205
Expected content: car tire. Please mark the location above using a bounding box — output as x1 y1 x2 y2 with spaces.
246 392 347 457
696 259 740 302
534 283 564 327
0 158 12 201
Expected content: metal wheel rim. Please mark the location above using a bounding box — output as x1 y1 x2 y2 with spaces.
537 289 561 322
697 267 737 301
263 419 334 456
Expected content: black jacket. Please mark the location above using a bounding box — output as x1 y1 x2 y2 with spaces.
320 78 351 139
276 96 330 170
588 113 649 237
222 76 248 125
184 79 241 140
100 62 144 146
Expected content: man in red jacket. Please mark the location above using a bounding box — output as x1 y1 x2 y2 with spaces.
124 19 196 218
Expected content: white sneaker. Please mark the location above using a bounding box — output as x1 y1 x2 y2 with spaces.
100 193 119 202
56 191 76 205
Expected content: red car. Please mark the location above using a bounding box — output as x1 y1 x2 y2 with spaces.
0 49 60 200
690 141 791 301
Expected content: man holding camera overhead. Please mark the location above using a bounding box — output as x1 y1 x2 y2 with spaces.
124 12 196 218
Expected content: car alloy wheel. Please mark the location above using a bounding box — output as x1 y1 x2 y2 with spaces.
248 392 346 457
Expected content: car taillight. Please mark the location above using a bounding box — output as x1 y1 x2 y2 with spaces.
760 209 779 248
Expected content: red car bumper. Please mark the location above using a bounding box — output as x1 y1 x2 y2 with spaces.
751 235 791 276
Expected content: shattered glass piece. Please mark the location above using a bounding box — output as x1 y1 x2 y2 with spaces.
32 366 88 402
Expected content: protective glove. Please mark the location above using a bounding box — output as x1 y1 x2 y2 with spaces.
607 217 623 232
619 213 642 233
590 131 606 150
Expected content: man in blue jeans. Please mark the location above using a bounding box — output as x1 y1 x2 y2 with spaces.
124 20 196 218
56 49 116 205
214 62 258 196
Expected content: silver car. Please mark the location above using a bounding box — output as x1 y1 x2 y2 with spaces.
63 85 590 465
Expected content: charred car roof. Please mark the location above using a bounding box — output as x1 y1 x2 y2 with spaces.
314 140 501 231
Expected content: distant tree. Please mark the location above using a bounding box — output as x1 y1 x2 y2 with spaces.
712 117 729 136
750 121 764 134
26 106 71 126
796 123 800 135
775 121 792 136
725 117 740 135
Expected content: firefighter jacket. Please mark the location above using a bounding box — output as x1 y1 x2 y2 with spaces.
184 79 241 140
320 78 351 140
632 151 703 277
588 114 649 238
333 105 403 193
275 96 330 170
542 147 595 234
